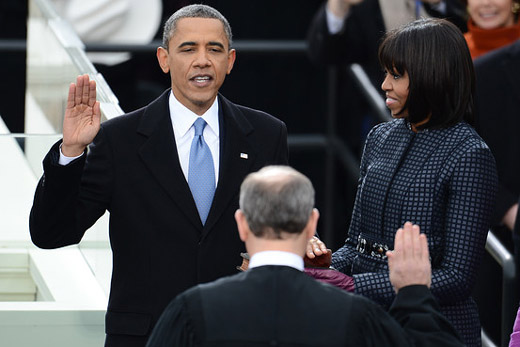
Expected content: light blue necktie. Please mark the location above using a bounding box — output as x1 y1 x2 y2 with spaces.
188 118 215 225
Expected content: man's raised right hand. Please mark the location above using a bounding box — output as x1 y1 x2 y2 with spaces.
61 74 101 157
387 222 432 293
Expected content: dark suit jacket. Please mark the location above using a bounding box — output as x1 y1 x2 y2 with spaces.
146 265 464 346
332 119 497 346
29 90 288 346
474 40 520 227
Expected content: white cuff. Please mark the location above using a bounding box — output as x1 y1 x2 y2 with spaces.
325 7 347 34
59 144 84 166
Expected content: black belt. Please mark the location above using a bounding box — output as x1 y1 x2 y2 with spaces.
356 235 390 259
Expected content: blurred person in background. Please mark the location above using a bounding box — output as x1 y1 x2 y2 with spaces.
50 0 164 109
307 0 467 156
0 0 27 133
463 0 520 59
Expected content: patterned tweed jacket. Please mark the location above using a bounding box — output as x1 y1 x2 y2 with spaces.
332 119 497 346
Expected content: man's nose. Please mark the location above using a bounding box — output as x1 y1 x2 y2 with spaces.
193 50 211 67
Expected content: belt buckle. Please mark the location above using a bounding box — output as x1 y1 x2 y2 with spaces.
371 242 389 259
356 235 367 254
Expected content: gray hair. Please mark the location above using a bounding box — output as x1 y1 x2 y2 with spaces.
239 166 315 239
162 4 233 50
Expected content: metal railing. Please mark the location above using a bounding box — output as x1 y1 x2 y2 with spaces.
486 231 518 347
348 64 392 123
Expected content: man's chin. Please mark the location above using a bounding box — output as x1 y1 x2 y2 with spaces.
190 94 218 107
183 95 218 114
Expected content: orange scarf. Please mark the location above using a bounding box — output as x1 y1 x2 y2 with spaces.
464 19 520 59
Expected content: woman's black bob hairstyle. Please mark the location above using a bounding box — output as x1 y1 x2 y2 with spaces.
378 18 475 130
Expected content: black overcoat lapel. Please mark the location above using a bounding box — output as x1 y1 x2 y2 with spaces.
136 90 203 231
202 95 256 237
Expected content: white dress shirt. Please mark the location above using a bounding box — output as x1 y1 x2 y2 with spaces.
169 91 219 186
248 251 304 271
59 91 220 186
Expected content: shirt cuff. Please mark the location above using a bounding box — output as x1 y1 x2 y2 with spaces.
59 144 84 166
325 6 347 34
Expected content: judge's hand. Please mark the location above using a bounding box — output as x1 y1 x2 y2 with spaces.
387 222 431 293
327 0 364 18
306 236 328 259
62 74 101 157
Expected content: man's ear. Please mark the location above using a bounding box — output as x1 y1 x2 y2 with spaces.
305 208 320 240
226 49 236 75
235 210 249 242
156 47 170 73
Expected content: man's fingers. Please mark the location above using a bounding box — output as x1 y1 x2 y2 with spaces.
68 74 98 110
393 227 403 253
75 75 84 106
420 233 429 263
82 74 91 105
93 101 102 125
402 223 413 258
395 222 429 262
389 222 432 292
411 224 422 259
88 80 97 107
67 83 76 109
73 74 92 106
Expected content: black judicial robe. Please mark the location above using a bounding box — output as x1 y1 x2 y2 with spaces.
147 265 463 347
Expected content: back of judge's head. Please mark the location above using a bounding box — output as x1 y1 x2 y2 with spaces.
378 18 475 130
238 166 315 240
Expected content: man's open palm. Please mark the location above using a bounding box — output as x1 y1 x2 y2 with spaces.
62 74 101 157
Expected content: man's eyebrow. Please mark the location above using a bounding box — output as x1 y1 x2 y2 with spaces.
178 41 196 48
177 41 225 49
208 41 225 49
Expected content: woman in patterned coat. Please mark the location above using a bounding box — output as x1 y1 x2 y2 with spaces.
313 18 497 346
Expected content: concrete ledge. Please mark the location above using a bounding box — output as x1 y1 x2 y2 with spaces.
0 247 107 346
